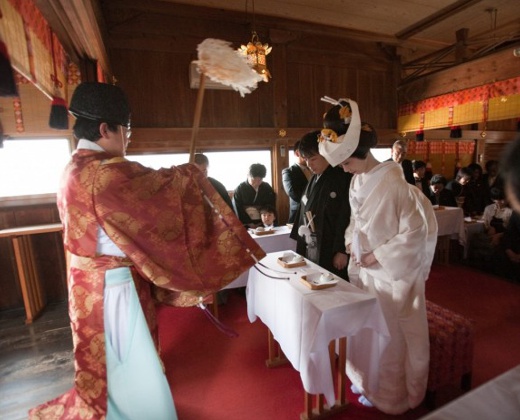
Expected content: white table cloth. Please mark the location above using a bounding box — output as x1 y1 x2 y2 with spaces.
434 206 466 245
248 225 296 253
223 226 296 289
420 364 520 420
246 251 390 407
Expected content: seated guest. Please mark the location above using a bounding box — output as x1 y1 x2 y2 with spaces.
193 153 234 210
412 160 429 195
259 205 277 229
482 188 513 239
446 167 479 216
469 188 512 267
233 163 276 228
428 174 457 207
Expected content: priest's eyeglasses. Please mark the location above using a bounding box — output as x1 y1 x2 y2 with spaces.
120 122 132 140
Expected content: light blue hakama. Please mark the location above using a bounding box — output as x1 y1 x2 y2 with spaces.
104 267 177 420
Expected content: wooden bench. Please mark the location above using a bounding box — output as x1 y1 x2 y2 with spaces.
0 224 64 323
426 300 475 408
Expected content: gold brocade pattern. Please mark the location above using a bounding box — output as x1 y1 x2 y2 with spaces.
67 205 89 240
70 285 96 319
76 371 104 399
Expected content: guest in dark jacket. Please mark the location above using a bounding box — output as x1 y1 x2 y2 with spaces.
428 174 457 207
446 167 479 216
482 159 504 206
282 140 311 223
193 154 233 210
412 160 429 196
233 163 276 228
468 162 488 214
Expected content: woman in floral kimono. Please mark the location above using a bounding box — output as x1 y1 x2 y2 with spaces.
319 97 438 415
29 82 263 420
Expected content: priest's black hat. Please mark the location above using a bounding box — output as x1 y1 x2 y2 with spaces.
69 82 130 126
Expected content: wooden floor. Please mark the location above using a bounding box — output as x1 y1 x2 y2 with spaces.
0 302 74 420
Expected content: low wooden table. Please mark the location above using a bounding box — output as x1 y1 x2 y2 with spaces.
0 223 63 323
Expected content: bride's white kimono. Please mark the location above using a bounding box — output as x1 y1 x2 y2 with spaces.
345 161 438 415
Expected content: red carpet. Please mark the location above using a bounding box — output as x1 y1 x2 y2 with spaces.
157 263 520 420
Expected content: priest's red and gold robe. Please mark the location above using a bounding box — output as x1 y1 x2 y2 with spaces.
29 149 264 419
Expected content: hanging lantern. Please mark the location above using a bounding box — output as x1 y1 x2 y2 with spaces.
239 31 272 82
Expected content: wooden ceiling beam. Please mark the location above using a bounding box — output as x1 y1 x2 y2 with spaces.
33 0 113 79
396 0 483 40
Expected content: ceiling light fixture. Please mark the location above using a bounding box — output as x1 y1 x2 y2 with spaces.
238 0 272 82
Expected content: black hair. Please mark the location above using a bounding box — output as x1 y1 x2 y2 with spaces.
467 163 483 176
249 163 267 178
500 135 520 204
430 174 447 186
260 204 276 216
485 159 498 172
323 101 350 137
322 100 377 161
490 187 505 201
455 167 473 181
293 140 301 153
72 118 118 142
413 160 426 171
298 131 321 158
194 153 209 165
349 124 378 160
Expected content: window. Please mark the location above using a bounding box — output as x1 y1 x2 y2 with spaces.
372 148 391 162
127 150 272 191
285 145 390 166
0 138 71 198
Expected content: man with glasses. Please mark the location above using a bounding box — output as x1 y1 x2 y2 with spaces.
30 82 263 420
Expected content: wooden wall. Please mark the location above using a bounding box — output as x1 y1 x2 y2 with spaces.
99 0 399 229
101 1 397 135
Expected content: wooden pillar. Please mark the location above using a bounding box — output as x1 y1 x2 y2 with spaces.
455 28 469 64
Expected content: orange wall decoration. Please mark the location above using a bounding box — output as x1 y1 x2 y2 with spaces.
398 77 520 133
407 140 476 180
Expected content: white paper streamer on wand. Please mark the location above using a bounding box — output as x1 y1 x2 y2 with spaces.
195 38 263 97
189 38 264 163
